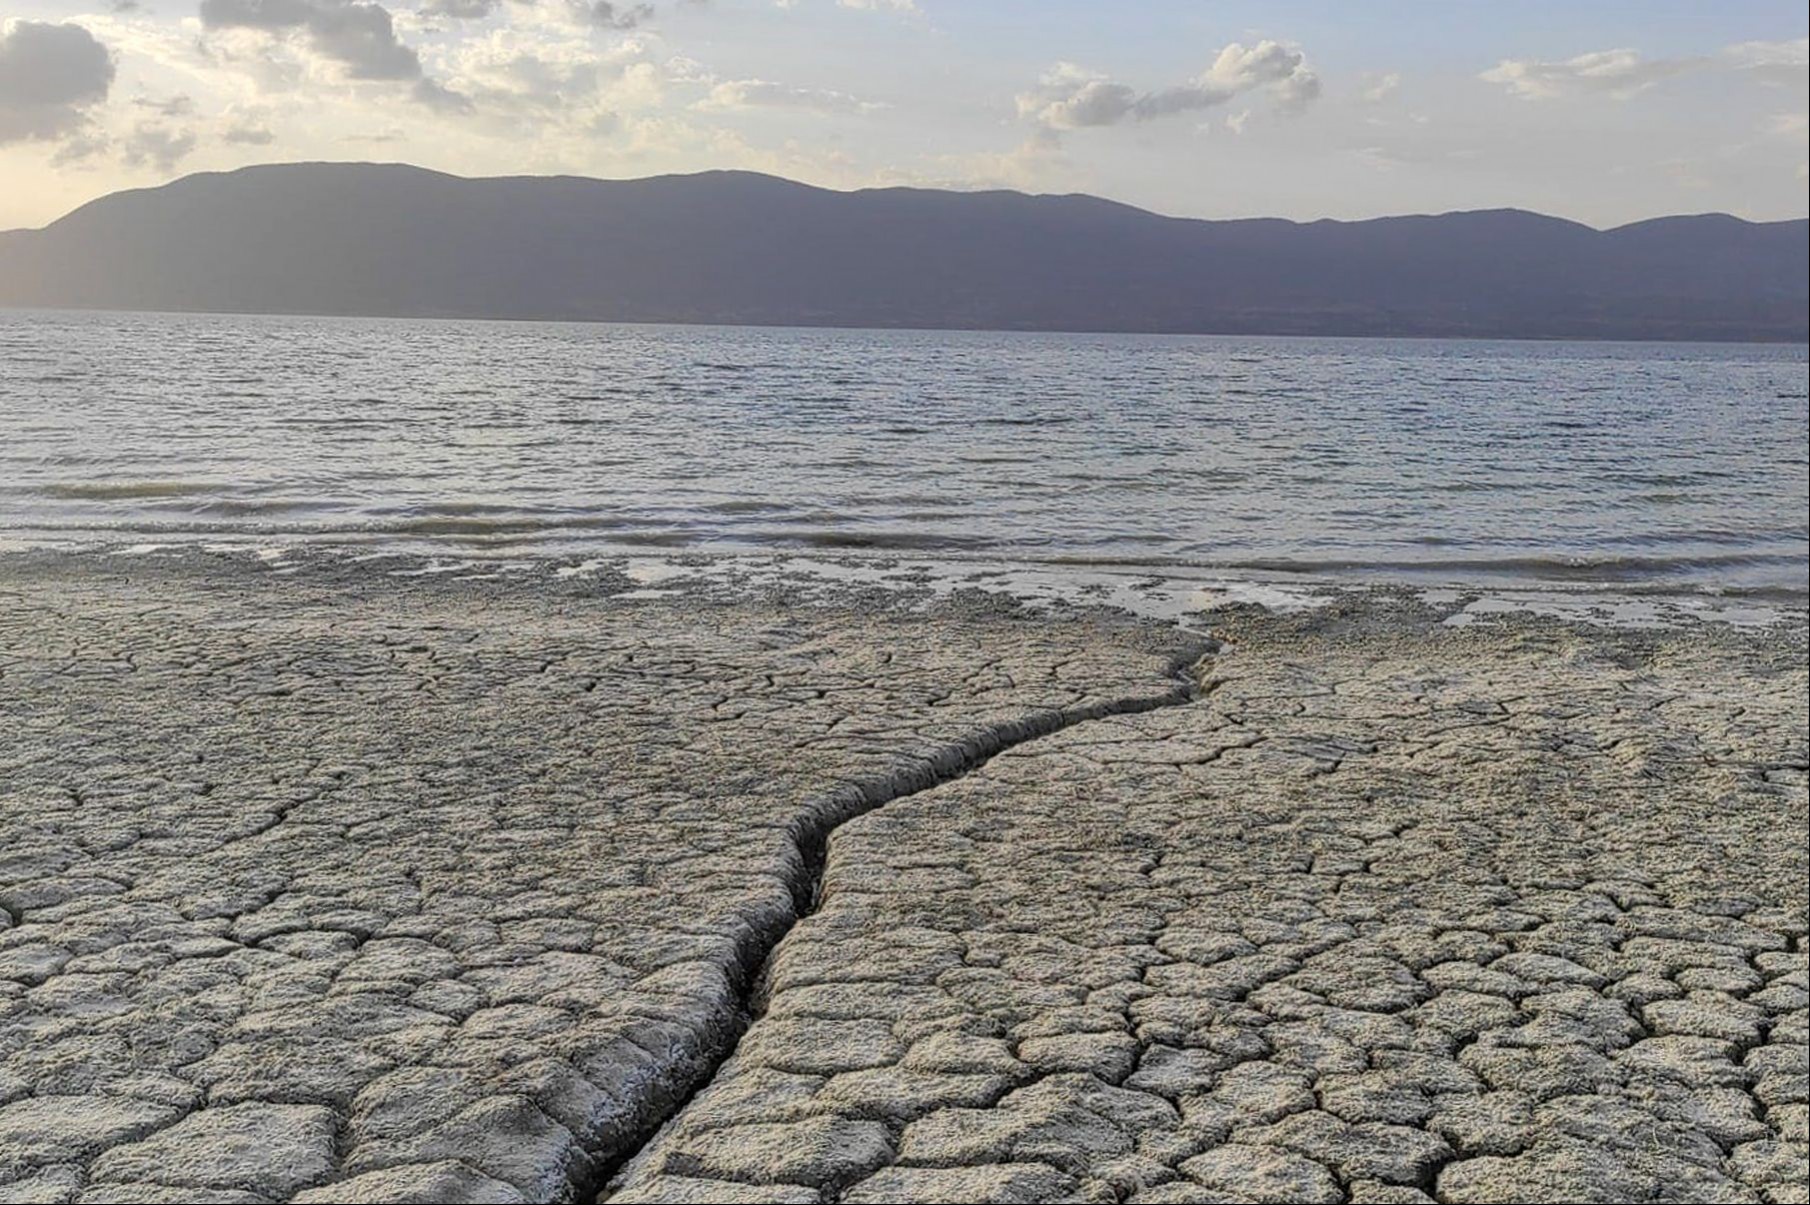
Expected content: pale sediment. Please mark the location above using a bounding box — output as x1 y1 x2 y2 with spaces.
0 552 1804 1204
607 597 1810 1205
0 552 1194 1203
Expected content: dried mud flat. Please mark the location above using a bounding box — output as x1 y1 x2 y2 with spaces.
0 552 1804 1205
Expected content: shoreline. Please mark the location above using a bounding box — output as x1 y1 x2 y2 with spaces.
2 541 1805 630
3 529 1805 594
0 553 1803 1203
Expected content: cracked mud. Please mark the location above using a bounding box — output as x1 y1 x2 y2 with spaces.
1 554 1805 1205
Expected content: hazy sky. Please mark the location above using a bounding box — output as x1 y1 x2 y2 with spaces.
1 0 1805 231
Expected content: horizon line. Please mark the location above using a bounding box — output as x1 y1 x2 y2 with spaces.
6 304 1805 347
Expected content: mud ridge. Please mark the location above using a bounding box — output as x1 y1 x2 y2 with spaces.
588 644 1216 1199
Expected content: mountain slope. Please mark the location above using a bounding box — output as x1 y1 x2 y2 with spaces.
0 162 1803 340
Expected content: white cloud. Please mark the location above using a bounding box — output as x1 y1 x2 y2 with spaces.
121 120 197 169
200 0 414 80
1361 71 1401 104
1769 109 1809 184
566 1 654 30
1480 48 1699 100
1017 41 1320 132
429 25 668 140
422 0 502 18
224 121 276 143
50 128 112 166
696 78 879 115
413 76 473 112
1351 142 1480 172
198 0 467 107
892 126 1075 194
0 20 116 144
1016 64 1133 129
1482 38 1808 102
1724 37 1809 88
134 93 196 117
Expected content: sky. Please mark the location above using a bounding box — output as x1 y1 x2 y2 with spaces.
0 0 1805 231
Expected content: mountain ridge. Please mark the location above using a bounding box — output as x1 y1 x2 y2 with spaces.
2 162 1804 341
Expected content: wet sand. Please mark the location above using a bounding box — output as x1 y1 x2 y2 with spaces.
0 550 1804 1204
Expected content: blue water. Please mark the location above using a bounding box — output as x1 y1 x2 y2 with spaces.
1 309 1805 591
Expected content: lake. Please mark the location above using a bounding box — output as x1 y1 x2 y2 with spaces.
2 309 1804 592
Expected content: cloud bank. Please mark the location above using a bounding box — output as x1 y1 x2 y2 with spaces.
200 0 414 79
1017 41 1320 131
0 21 116 144
1482 39 1808 101
198 0 467 107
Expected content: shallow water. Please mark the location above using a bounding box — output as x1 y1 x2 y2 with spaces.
2 309 1804 591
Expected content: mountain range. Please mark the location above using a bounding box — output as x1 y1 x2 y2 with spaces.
1 162 1803 341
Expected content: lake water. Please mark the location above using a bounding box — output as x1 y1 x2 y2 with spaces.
2 309 1805 593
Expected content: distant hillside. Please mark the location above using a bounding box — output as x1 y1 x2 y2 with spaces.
1 163 1804 340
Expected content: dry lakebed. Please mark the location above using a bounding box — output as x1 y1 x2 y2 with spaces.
0 549 1805 1204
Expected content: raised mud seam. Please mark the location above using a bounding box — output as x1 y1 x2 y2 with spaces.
589 641 1218 1201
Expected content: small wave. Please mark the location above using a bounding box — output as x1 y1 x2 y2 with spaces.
703 500 793 514
188 498 336 517
609 531 697 547
1022 549 1807 588
756 529 1001 552
273 415 394 427
42 481 218 501
1214 551 1809 583
390 514 632 536
392 501 535 518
